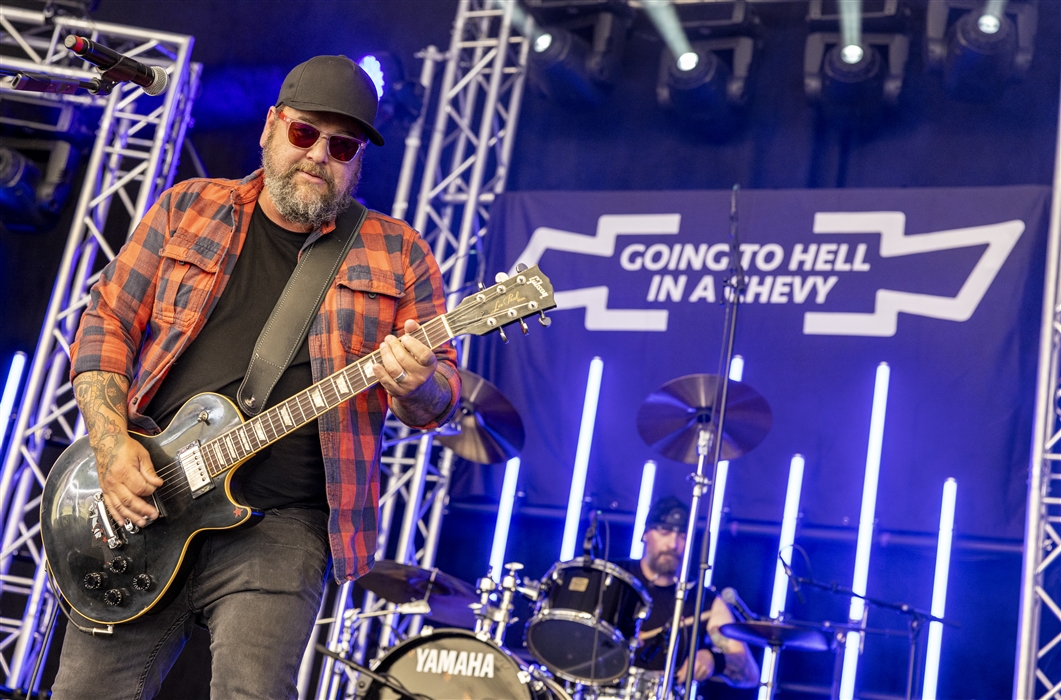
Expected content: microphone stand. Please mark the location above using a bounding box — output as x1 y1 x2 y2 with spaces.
658 186 746 700
784 569 959 700
0 67 114 95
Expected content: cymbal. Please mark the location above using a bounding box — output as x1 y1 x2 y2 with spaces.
436 369 525 464
356 560 478 628
720 621 831 652
636 374 771 463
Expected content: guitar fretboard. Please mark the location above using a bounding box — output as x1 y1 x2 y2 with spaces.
197 315 454 477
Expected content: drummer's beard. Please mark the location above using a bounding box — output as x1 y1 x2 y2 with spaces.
649 549 680 578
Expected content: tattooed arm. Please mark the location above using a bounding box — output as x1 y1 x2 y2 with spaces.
707 594 761 688
73 371 162 528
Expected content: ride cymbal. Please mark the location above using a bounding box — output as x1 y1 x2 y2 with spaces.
436 368 525 464
636 374 771 463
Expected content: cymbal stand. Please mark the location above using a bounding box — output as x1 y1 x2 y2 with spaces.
659 186 747 700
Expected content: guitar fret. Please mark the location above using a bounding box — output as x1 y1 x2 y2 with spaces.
237 427 251 452
279 404 294 428
252 419 267 443
224 435 238 460
310 386 326 410
335 372 351 396
211 441 225 467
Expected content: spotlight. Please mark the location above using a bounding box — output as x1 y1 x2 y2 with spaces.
657 37 755 128
526 5 631 110
528 26 606 109
804 32 908 123
925 0 1036 101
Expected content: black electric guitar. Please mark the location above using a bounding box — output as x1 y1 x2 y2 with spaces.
41 266 555 625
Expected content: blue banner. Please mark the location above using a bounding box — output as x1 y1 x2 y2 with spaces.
468 187 1049 540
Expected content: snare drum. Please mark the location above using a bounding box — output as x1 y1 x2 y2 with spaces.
361 628 570 700
525 557 651 685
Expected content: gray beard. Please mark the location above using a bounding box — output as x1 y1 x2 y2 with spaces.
648 550 680 577
261 141 360 229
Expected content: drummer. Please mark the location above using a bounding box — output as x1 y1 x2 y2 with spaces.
616 496 760 690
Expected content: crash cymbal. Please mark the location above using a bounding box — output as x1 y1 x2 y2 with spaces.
356 560 478 628
636 374 771 463
436 368 525 464
720 621 831 652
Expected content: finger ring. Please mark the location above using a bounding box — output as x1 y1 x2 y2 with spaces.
394 370 408 383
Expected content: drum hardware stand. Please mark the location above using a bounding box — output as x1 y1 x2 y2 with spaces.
314 644 428 700
658 186 747 700
473 562 537 644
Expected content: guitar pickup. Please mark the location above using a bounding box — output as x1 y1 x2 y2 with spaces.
176 441 214 497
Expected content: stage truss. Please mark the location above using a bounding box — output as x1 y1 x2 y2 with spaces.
0 6 198 691
1018 64 1061 700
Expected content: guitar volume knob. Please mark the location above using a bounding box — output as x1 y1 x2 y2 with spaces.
83 572 107 590
105 556 129 574
103 588 128 606
132 574 153 591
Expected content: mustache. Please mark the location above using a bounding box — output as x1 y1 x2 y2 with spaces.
289 162 334 187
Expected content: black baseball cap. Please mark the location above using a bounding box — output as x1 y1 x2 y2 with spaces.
276 55 385 147
646 496 689 532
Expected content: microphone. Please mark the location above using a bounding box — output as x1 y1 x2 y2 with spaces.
779 555 806 605
64 35 169 96
721 587 759 621
582 510 600 558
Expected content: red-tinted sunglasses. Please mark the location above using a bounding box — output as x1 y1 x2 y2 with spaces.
275 111 366 162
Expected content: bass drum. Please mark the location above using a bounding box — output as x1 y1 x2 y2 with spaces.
361 628 571 700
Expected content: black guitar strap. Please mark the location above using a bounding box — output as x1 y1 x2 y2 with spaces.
236 200 367 416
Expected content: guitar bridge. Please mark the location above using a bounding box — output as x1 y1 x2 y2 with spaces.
176 441 214 497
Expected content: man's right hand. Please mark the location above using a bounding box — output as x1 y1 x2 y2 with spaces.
95 435 162 528
73 371 162 528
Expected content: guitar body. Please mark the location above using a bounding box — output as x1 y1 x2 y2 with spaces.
41 393 259 624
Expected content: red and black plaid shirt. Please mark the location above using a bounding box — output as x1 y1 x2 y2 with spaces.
71 170 460 581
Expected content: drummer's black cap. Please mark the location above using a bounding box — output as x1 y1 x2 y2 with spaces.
276 55 385 146
646 496 689 533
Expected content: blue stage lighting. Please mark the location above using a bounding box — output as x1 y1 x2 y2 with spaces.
358 55 385 99
529 25 606 109
1 352 27 452
629 460 656 560
560 356 604 561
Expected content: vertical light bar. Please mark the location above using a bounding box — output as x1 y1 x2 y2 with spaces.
703 355 743 587
922 478 957 700
756 454 806 700
630 460 657 559
839 362 891 700
0 352 27 450
488 457 522 581
561 357 605 560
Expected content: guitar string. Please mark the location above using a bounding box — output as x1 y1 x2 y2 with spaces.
140 295 541 503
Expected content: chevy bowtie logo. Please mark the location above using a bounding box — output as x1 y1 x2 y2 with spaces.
509 211 1024 337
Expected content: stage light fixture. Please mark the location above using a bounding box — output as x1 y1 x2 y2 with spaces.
526 5 631 110
839 361 891 700
488 457 522 581
629 459 657 559
358 52 424 126
0 139 77 234
925 0 1036 102
560 356 604 561
657 36 754 128
922 478 957 700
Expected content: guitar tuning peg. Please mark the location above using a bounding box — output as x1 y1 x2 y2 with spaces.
538 311 552 327
498 326 509 344
477 281 486 291
516 263 528 272
519 318 529 335
495 272 508 284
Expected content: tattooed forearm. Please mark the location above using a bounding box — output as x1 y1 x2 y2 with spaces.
73 371 131 473
710 630 760 688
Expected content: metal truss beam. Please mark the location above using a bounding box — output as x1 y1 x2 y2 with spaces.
0 7 197 692
1016 56 1061 700
304 2 529 697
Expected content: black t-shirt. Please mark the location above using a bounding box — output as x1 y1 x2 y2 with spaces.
616 558 716 671
146 203 327 512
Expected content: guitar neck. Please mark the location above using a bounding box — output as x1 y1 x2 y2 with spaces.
199 315 455 477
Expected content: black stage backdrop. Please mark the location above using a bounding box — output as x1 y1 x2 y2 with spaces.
1 2 1058 698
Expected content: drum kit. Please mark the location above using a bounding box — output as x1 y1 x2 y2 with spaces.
339 369 788 700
